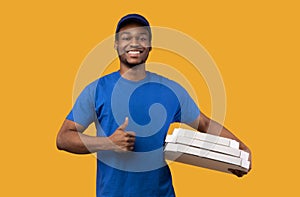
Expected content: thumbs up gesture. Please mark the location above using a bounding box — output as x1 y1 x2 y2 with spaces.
108 117 136 151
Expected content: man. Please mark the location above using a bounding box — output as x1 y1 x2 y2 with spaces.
57 13 252 197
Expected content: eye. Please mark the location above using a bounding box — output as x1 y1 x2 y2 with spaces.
121 36 131 41
139 36 148 41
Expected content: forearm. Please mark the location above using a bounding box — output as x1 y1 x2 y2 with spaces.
56 129 113 154
205 120 249 151
194 114 252 175
196 114 249 151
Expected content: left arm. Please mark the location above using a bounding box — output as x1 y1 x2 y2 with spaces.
187 113 252 177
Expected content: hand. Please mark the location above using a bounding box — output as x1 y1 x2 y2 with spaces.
108 117 136 152
229 147 252 178
228 169 248 178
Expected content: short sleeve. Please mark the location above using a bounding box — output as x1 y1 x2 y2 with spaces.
173 84 200 124
66 80 98 128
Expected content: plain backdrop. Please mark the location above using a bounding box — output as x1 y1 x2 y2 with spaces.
0 0 299 196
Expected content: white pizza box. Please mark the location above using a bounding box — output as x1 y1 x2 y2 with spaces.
165 135 249 160
172 128 240 149
164 143 250 173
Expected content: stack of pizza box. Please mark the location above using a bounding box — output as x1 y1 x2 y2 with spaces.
164 128 250 174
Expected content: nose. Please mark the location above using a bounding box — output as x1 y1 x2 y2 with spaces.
130 37 140 47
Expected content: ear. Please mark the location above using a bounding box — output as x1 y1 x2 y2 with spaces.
114 40 118 50
148 40 152 51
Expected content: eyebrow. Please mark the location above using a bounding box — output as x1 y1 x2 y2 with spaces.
120 32 130 35
139 32 148 34
119 32 148 36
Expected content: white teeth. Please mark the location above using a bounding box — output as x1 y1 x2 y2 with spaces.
128 51 140 54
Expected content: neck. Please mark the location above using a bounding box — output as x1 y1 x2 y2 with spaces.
119 63 146 81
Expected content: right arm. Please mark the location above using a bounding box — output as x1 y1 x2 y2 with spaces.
56 117 135 154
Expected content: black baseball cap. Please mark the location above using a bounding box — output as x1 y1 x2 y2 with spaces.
115 14 152 40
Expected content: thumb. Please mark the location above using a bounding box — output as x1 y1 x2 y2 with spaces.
118 117 128 130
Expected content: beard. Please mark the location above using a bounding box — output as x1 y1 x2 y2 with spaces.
118 51 149 68
120 57 146 68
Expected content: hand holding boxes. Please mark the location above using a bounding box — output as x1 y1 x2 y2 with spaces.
164 128 250 175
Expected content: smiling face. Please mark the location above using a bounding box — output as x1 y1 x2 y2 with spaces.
115 23 152 68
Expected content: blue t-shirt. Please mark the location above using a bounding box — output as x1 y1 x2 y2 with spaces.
67 71 200 197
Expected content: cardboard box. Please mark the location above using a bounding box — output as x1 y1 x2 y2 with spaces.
164 143 250 174
172 128 240 149
165 134 249 160
164 128 250 174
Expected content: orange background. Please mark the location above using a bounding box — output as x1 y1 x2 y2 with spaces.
1 0 299 196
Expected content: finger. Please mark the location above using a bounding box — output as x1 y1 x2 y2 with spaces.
126 131 136 137
126 137 135 143
126 142 135 151
124 138 135 146
228 168 234 174
118 144 134 152
228 169 247 177
237 171 247 177
126 135 135 144
128 146 134 151
118 117 128 130
235 170 246 177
